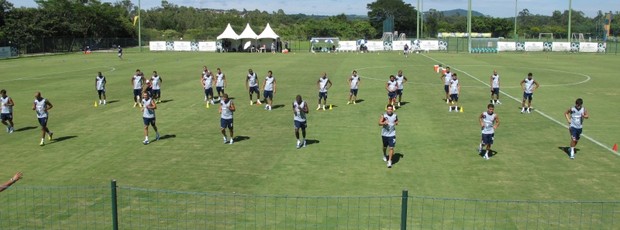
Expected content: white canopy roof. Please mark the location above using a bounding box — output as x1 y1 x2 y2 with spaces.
257 23 279 39
238 23 258 39
216 23 239 40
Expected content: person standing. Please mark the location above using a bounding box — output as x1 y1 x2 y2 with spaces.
1 89 15 133
379 104 398 168
131 69 145 107
141 91 160 145
564 98 589 159
201 67 215 106
490 70 501 105
215 68 227 101
520 72 540 113
478 104 500 160
262 70 276 110
95 72 107 105
316 72 333 110
246 69 262 105
386 75 398 107
151 71 163 103
440 66 453 103
448 73 461 112
347 70 361 105
403 43 409 58
395 70 408 107
293 95 309 149
117 46 123 60
33 92 53 146
219 93 236 144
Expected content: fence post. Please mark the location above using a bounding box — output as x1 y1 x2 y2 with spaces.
111 180 119 230
401 190 409 230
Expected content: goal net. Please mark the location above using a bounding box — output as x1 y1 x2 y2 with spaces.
470 38 499 53
538 33 554 41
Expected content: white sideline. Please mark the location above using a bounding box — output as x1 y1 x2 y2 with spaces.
422 54 618 157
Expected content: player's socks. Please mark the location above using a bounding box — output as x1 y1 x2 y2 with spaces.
296 140 301 149
222 136 227 143
48 132 53 141
155 132 160 140
383 154 387 162
250 100 253 105
302 139 306 147
40 138 45 146
484 150 489 160
478 143 483 153
347 101 351 105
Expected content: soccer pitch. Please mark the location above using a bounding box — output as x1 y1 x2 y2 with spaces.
0 50 619 203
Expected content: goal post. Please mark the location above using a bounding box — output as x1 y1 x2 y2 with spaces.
469 38 499 53
538 33 554 41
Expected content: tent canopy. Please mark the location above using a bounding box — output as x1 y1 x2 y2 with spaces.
257 23 279 39
238 23 258 39
216 23 239 40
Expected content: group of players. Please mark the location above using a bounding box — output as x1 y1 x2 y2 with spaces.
0 64 589 165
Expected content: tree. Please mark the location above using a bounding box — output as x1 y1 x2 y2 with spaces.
367 0 417 38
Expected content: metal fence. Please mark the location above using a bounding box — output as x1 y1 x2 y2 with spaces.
1 181 618 229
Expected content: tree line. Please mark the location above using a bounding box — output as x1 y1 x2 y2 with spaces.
0 0 617 53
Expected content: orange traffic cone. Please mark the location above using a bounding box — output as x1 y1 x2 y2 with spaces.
613 143 618 152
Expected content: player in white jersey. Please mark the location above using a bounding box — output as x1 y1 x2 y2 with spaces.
219 93 236 144
214 68 227 101
150 71 163 103
440 67 452 103
448 73 461 112
141 91 160 145
478 104 500 160
316 72 333 110
131 69 145 107
403 44 409 58
293 95 309 149
0 89 15 133
347 70 361 105
95 72 107 105
395 70 408 107
246 69 262 105
117 46 123 60
262 70 276 110
32 92 53 146
520 72 539 113
564 98 589 159
489 70 501 105
379 104 398 168
386 75 398 107
201 68 215 105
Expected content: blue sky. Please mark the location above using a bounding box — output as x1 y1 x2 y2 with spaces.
12 0 616 18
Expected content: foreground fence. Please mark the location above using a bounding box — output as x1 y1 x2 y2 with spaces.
0 181 618 229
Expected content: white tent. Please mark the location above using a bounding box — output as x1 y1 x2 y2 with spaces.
237 23 259 52
257 23 279 39
216 23 239 40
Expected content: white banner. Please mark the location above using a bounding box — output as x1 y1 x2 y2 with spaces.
392 41 412 51
173 41 191 51
419 40 439 51
337 41 357 52
524 42 544 52
497 42 516 51
149 41 166 51
580 42 598 52
366 41 383 51
198 42 217 52
552 42 571 52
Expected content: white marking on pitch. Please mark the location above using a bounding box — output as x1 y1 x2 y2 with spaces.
422 54 618 156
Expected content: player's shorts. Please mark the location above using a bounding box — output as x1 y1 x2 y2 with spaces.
491 88 499 95
397 89 403 96
97 89 105 95
1 113 12 121
143 117 156 126
450 93 459 102
294 120 307 129
263 90 274 100
38 117 48 126
152 89 161 96
204 88 214 97
444 85 449 93
318 92 328 99
216 86 224 94
117 53 122 57
249 86 260 95
350 89 358 96
220 118 233 129
133 89 142 98
570 127 582 141
481 133 495 145
523 92 533 101
388 92 397 99
382 135 396 148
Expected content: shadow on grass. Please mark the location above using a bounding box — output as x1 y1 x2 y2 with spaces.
234 136 250 143
159 99 174 103
158 134 176 140
48 135 78 144
305 139 320 146
106 100 120 104
478 149 498 159
558 146 579 158
271 104 285 110
14 126 37 132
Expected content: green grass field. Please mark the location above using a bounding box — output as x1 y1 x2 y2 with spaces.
0 49 619 204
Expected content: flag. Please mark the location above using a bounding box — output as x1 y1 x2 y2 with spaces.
133 16 139 26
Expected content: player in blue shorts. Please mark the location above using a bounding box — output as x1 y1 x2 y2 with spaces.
520 73 539 113
489 70 501 104
262 70 276 110
316 72 332 110
293 95 309 148
395 70 408 107
95 72 107 105
219 93 236 144
386 75 398 107
0 89 15 133
33 92 53 146
564 98 589 159
246 69 262 105
131 69 145 107
347 70 361 105
479 104 500 160
141 91 159 145
380 104 398 168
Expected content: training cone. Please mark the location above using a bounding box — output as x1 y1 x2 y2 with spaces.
459 107 463 113
206 103 210 109
613 143 618 152
434 65 439 73
329 104 333 110
94 101 98 107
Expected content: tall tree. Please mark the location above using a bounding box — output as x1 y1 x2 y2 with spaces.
367 0 417 38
